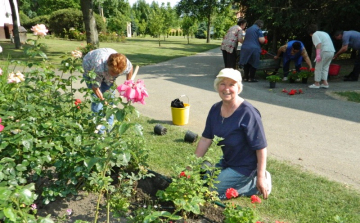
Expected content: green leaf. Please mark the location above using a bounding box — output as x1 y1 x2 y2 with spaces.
84 157 100 171
115 110 125 122
0 187 12 200
4 207 17 222
39 52 48 59
117 123 130 135
39 215 55 223
16 164 27 172
133 123 143 136
74 135 82 146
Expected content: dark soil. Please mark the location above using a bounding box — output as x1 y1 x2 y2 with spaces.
37 171 225 222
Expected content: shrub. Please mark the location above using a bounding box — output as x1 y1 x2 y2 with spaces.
19 11 30 25
49 9 84 37
22 15 51 32
48 9 106 38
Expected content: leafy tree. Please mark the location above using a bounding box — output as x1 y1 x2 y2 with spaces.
161 2 177 39
177 0 232 43
147 8 164 46
132 0 151 35
211 3 234 39
181 16 198 44
137 19 147 37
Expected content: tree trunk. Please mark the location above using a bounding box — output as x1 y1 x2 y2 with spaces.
206 14 211 43
9 0 21 49
80 0 99 47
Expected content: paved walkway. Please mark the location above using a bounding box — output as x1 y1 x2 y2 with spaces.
75 47 360 191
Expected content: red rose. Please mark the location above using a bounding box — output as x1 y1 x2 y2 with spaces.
225 188 239 199
310 68 315 72
250 195 262 203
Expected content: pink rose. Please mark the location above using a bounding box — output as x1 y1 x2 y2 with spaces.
71 50 82 59
117 79 148 104
31 24 48 36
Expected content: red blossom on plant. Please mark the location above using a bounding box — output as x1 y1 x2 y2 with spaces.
310 68 315 72
264 38 268 44
74 99 81 106
179 171 187 178
117 79 149 104
0 118 4 132
299 67 308 71
225 188 239 199
288 89 297 95
250 195 262 203
292 70 297 74
261 49 268 55
187 175 191 179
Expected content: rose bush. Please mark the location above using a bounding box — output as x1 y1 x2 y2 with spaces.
0 26 152 222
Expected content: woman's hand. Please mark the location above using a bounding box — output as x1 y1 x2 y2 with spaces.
256 176 269 199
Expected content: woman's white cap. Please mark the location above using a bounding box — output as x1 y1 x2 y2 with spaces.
216 68 242 82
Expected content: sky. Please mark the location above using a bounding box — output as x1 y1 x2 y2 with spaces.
128 0 180 7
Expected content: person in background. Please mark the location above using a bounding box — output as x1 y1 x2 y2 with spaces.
221 18 247 69
82 48 133 133
307 24 335 89
238 20 266 82
274 41 312 81
195 68 271 200
333 30 360 81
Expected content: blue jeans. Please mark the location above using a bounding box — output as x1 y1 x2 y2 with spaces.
213 161 258 200
283 60 301 77
84 76 114 134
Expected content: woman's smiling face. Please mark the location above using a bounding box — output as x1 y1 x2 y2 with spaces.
218 78 239 101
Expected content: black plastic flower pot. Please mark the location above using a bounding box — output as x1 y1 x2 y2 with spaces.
154 124 167 135
184 130 198 143
269 81 276 88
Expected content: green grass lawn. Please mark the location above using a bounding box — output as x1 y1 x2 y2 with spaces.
0 36 222 66
334 91 360 103
131 115 360 223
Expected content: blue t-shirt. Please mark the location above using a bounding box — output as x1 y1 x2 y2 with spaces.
202 100 267 176
342 31 360 50
284 40 304 65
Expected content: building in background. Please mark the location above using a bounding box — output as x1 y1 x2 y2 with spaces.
0 0 21 40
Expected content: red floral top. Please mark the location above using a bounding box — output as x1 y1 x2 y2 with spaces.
221 25 244 53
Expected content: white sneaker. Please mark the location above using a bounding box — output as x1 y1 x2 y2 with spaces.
282 77 288 81
320 84 329 89
309 84 320 89
266 171 272 195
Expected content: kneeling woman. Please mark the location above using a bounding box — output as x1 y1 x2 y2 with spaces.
195 68 271 200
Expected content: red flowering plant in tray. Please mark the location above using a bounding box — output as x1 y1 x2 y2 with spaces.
298 67 315 79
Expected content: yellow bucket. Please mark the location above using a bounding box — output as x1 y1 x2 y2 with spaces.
171 103 190 125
